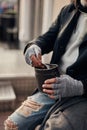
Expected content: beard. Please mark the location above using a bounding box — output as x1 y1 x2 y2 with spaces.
81 0 87 6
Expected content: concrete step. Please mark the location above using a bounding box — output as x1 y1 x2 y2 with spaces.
0 82 16 110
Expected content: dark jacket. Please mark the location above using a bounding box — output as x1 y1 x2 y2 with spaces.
24 3 87 96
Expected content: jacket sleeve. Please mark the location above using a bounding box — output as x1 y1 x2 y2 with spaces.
24 6 67 55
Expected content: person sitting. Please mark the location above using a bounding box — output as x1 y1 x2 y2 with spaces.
4 0 87 130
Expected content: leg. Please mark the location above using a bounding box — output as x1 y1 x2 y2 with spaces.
42 97 87 130
4 92 56 130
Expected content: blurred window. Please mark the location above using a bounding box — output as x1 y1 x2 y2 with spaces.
0 0 18 49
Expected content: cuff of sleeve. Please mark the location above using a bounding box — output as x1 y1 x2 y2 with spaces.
23 42 34 54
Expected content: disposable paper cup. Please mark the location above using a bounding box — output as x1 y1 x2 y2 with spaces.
35 64 60 92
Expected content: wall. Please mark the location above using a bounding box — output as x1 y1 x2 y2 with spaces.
53 0 70 21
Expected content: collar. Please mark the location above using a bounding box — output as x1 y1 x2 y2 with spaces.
76 0 87 13
78 3 87 13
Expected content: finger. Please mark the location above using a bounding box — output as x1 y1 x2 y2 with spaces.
52 83 62 89
48 95 55 99
44 78 56 84
43 88 54 95
54 89 61 95
31 55 39 67
49 95 61 100
30 54 36 61
36 54 42 66
42 84 53 89
30 55 41 67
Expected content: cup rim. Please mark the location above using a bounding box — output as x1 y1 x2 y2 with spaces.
35 64 58 71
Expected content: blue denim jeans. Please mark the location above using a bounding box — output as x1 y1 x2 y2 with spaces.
8 92 56 130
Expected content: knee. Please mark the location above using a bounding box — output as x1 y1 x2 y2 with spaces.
4 118 18 130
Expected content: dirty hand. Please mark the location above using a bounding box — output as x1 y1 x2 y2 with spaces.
25 44 42 67
42 74 84 100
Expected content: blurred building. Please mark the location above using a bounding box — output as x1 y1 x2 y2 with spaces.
19 0 70 49
0 0 70 50
18 0 70 63
0 0 18 48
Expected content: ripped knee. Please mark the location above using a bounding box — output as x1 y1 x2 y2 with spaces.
16 99 43 117
4 118 18 130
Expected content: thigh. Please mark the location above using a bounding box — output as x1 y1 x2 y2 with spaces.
43 98 87 130
9 92 56 130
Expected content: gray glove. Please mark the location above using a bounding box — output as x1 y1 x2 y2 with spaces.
52 74 84 99
25 44 41 65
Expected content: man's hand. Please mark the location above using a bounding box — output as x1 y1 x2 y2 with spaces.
42 74 84 100
25 44 42 67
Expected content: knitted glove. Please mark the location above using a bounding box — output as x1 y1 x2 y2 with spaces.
25 44 41 65
52 75 84 99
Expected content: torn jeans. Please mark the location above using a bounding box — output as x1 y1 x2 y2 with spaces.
6 92 55 130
